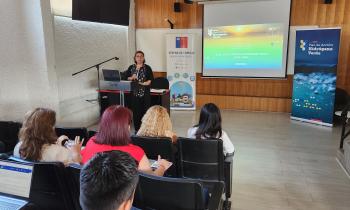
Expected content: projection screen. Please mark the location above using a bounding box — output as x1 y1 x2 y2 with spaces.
202 0 292 78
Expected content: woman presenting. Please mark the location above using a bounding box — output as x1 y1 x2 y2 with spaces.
123 51 154 132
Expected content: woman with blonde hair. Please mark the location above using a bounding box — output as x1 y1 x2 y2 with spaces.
137 105 177 143
13 108 83 165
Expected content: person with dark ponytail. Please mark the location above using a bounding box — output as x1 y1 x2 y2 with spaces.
187 103 234 156
123 50 154 132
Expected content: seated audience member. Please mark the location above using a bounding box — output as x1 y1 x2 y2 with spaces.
81 105 171 176
80 150 139 210
13 108 83 164
137 105 177 143
187 103 235 156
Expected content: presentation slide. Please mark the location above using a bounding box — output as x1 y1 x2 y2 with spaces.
202 0 291 78
204 23 284 70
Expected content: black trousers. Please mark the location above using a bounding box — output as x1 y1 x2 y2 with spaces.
132 93 151 132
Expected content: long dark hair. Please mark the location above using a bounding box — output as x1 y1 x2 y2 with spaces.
95 105 132 146
195 103 222 139
19 108 57 161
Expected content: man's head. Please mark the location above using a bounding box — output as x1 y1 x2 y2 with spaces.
80 150 139 210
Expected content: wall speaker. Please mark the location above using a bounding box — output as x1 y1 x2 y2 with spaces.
324 0 332 4
72 0 130 26
174 2 181 12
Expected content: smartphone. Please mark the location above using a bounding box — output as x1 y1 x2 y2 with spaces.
150 160 173 170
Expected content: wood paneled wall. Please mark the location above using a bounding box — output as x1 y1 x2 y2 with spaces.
135 0 203 29
137 0 350 112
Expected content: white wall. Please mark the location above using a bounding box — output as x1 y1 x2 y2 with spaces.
51 0 72 17
127 0 136 65
0 0 132 127
54 16 129 126
0 0 59 122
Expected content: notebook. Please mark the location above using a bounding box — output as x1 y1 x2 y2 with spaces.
102 69 121 81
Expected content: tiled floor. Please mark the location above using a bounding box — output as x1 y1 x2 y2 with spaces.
170 110 350 210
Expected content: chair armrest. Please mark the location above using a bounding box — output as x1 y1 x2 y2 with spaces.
341 106 350 117
224 154 233 199
224 153 234 162
341 100 350 116
0 153 9 160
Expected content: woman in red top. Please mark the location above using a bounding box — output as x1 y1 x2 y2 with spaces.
81 105 171 176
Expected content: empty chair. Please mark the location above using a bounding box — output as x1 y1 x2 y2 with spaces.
338 101 350 149
151 77 169 89
29 162 75 210
334 88 349 123
177 137 234 210
134 172 224 210
0 121 22 153
131 135 177 177
151 77 169 110
55 127 88 146
334 88 349 112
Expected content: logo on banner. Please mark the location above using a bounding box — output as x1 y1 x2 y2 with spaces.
299 39 335 56
300 40 306 51
176 37 188 48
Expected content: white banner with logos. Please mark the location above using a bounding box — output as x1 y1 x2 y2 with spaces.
166 34 196 110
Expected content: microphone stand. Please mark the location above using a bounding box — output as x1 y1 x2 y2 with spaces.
72 57 119 114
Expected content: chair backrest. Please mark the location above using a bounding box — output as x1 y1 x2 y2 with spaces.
131 136 174 161
134 173 206 210
0 121 22 153
87 130 97 139
131 135 177 177
55 127 88 146
178 137 225 181
0 141 6 153
66 164 82 210
30 162 75 210
151 77 169 89
335 88 349 111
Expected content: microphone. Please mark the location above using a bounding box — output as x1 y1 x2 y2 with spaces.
164 18 174 29
132 74 138 81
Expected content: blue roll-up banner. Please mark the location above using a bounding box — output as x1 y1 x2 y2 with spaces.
291 28 341 127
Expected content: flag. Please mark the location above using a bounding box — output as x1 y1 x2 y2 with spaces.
176 37 188 48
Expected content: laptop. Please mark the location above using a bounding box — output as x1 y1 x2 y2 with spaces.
102 69 121 81
0 160 34 210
